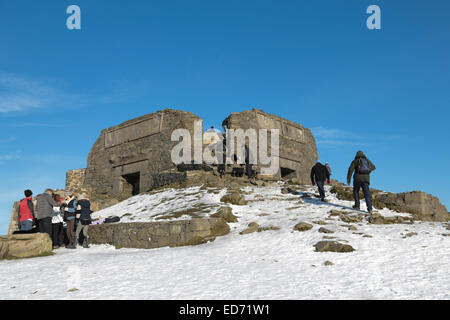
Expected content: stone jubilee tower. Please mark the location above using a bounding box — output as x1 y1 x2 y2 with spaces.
64 108 318 210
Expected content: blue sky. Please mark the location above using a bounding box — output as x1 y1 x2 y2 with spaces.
1 0 449 234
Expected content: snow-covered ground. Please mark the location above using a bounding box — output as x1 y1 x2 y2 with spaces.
1 183 449 299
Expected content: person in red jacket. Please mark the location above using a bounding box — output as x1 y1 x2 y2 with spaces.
18 190 35 231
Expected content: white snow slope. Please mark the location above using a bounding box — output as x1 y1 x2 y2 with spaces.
1 183 449 300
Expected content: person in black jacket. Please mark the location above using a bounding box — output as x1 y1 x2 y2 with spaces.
69 194 92 249
347 150 376 213
310 160 330 201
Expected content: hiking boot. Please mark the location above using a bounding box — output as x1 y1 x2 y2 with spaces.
52 245 60 250
68 237 78 249
83 237 90 248
352 205 360 210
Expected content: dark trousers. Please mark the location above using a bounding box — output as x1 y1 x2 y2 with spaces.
38 217 52 239
245 163 253 178
316 180 325 199
66 219 76 246
218 164 225 177
353 180 373 211
51 223 62 247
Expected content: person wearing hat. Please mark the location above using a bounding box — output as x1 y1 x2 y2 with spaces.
35 189 62 239
18 189 35 232
63 191 78 248
69 193 92 249
310 160 331 202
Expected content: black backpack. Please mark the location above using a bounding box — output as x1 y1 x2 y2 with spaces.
104 216 120 224
357 158 371 174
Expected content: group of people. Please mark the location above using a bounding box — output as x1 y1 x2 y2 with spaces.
17 189 92 250
310 150 376 214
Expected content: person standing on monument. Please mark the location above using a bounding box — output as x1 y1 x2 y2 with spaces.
347 150 376 214
244 142 254 179
35 189 61 240
310 161 330 202
217 136 227 178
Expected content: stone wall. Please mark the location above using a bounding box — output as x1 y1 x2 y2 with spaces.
222 109 318 183
150 172 187 189
88 218 230 249
84 109 202 202
65 169 88 195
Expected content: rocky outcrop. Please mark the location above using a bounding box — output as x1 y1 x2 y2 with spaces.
372 191 449 222
330 182 449 222
318 227 334 234
314 241 355 253
88 218 230 249
211 207 238 223
7 201 20 235
339 212 364 224
369 213 414 225
293 222 313 232
0 233 52 260
239 222 260 235
220 192 247 205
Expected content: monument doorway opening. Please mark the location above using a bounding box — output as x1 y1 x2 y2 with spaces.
121 172 140 198
280 167 296 179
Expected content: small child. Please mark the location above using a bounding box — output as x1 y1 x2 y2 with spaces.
71 194 92 249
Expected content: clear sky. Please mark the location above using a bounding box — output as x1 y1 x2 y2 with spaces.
1 0 449 234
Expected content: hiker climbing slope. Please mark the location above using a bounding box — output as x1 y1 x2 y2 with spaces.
347 150 376 214
310 160 330 202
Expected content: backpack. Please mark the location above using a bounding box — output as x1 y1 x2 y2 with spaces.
104 216 120 224
357 158 371 174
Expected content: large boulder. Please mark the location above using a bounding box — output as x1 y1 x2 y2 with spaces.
89 218 230 249
0 233 52 260
372 191 449 222
293 222 313 232
314 241 355 253
239 222 260 235
330 182 449 222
